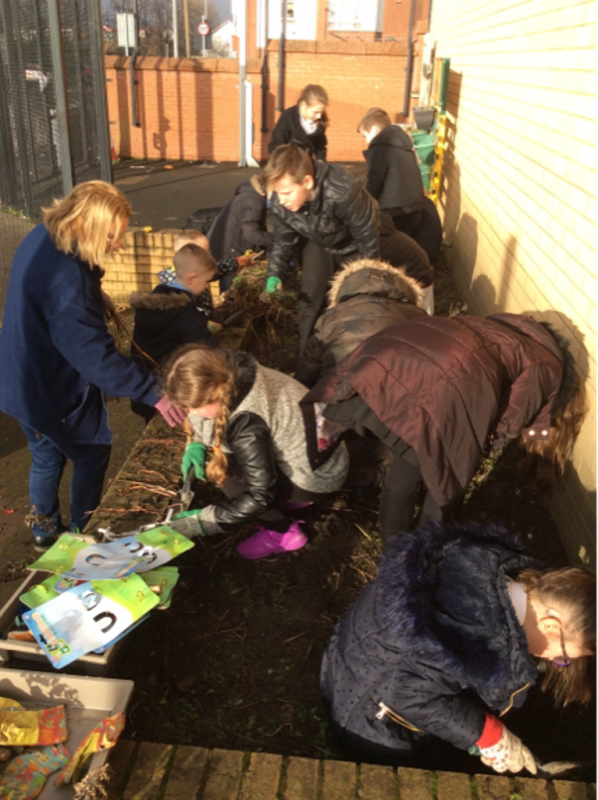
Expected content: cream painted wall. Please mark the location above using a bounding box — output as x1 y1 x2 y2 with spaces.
429 0 596 564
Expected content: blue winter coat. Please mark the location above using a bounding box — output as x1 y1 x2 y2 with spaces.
0 225 160 444
321 521 542 752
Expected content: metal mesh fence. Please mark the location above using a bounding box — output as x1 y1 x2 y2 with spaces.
0 0 110 322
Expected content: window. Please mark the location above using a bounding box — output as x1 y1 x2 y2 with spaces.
327 0 384 32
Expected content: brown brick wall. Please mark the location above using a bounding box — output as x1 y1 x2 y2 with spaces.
105 41 410 164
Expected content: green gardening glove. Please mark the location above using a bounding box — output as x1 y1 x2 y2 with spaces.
265 276 282 293
169 509 205 538
182 442 207 481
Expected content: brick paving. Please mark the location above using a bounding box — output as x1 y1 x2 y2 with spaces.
106 739 594 799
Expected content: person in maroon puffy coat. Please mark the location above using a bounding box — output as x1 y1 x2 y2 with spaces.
301 313 586 543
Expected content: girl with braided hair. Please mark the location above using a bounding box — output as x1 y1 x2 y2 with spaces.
162 345 349 560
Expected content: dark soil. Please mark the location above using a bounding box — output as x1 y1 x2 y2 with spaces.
100 258 595 779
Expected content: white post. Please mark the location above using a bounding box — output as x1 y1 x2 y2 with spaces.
245 80 260 167
238 0 247 166
172 0 179 57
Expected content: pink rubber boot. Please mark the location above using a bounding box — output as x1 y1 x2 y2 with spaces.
236 521 308 560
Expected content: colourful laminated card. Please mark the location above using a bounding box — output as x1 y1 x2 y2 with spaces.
22 574 160 668
28 528 194 580
140 565 180 609
20 574 82 609
92 612 150 654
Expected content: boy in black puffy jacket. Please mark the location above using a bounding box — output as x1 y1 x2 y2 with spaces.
357 107 425 238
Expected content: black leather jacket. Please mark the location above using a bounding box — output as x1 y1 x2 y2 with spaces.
266 160 380 283
190 352 347 534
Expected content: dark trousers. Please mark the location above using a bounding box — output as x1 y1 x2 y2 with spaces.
222 470 329 533
390 209 423 240
21 423 111 540
379 447 462 544
298 241 355 354
328 719 462 771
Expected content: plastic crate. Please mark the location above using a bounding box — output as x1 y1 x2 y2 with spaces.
0 667 133 799
0 570 123 676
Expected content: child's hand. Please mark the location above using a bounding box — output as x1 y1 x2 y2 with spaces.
155 397 187 427
265 276 282 293
182 442 207 481
168 510 205 538
260 276 283 302
479 726 537 774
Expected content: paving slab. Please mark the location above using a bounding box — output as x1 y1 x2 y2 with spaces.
105 742 593 799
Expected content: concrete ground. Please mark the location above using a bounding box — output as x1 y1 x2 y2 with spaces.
111 158 366 230
0 402 146 607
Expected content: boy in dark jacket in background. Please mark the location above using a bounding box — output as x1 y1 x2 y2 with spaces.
207 176 272 291
263 145 380 352
130 243 217 421
357 107 424 238
378 212 435 313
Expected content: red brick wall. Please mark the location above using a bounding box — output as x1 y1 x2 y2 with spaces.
105 40 409 163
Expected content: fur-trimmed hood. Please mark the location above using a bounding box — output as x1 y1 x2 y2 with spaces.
250 175 266 197
327 258 423 309
489 313 578 418
320 519 543 751
376 520 542 708
233 176 267 198
130 288 193 311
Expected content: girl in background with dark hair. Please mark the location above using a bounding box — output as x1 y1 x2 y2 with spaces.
163 345 348 560
269 84 329 161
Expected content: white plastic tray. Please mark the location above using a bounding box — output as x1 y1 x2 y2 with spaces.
0 571 121 676
0 667 134 798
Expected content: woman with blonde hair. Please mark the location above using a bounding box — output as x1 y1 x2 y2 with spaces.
0 180 184 550
269 84 329 161
163 344 349 560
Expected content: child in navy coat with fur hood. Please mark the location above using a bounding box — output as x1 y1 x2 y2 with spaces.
322 520 595 772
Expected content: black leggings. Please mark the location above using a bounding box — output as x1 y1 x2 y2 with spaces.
222 471 329 533
379 448 462 543
298 241 356 354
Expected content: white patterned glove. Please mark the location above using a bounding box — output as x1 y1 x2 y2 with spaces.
479 726 537 774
